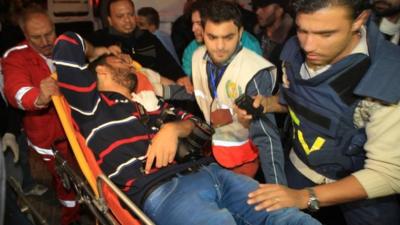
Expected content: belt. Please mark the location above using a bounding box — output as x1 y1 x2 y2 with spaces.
289 149 336 184
141 165 201 205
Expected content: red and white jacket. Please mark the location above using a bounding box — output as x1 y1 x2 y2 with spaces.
2 42 65 159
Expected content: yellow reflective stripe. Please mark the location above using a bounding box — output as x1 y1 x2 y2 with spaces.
289 107 300 126
297 130 326 155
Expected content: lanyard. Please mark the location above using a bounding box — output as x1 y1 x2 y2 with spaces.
207 62 227 98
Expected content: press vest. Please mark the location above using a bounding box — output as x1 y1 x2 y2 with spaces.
280 19 400 180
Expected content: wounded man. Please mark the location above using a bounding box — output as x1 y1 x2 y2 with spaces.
52 31 321 225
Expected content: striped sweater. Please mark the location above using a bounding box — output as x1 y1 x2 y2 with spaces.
53 32 211 204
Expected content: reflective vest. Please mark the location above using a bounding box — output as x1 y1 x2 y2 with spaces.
192 46 275 168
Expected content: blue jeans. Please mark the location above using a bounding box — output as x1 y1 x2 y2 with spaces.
286 160 400 225
143 163 321 225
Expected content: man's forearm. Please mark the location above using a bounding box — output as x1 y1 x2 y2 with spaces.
84 40 97 59
164 119 195 138
163 85 195 101
263 95 288 113
84 39 120 61
305 175 368 208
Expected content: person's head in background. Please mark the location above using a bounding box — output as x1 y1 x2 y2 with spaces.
183 0 198 14
201 0 243 65
372 0 400 19
18 5 56 58
137 7 160 33
107 0 136 34
190 0 209 44
252 0 289 28
291 0 370 70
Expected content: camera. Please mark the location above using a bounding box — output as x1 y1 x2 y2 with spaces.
155 109 214 163
176 120 214 163
234 94 264 118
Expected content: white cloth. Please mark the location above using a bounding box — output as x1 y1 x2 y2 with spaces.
40 54 56 73
141 68 163 96
379 17 400 45
131 90 160 112
2 133 19 163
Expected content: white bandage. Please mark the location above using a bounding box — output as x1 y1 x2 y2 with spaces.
131 90 160 112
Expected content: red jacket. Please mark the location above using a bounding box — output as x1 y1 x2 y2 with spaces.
2 42 65 153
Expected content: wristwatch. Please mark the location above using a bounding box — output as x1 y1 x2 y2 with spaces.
306 188 320 212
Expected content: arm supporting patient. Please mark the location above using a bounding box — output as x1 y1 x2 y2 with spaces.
258 94 288 113
312 176 367 208
144 120 195 173
248 100 400 211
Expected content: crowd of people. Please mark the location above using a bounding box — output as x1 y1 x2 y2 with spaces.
0 0 399 225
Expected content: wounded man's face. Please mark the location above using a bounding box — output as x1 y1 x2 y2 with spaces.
105 55 137 92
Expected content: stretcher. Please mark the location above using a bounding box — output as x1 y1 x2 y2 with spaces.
51 67 155 225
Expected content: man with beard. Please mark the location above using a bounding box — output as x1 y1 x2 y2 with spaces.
191 0 286 182
372 0 400 45
182 0 262 77
237 0 400 225
53 30 321 225
88 0 191 90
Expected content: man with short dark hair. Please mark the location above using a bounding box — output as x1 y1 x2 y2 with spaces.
252 0 295 75
53 30 321 225
191 0 286 182
182 0 262 77
137 7 181 65
88 0 187 85
238 1 400 224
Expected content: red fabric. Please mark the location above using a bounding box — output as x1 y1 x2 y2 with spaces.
55 34 79 46
231 159 259 178
2 42 65 148
2 43 79 224
212 140 259 169
135 70 154 92
58 80 97 92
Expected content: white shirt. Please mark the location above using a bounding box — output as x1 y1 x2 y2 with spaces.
40 54 56 73
379 17 400 45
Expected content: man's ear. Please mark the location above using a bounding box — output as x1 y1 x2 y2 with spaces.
96 65 109 77
352 10 370 32
239 27 244 40
149 24 157 33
